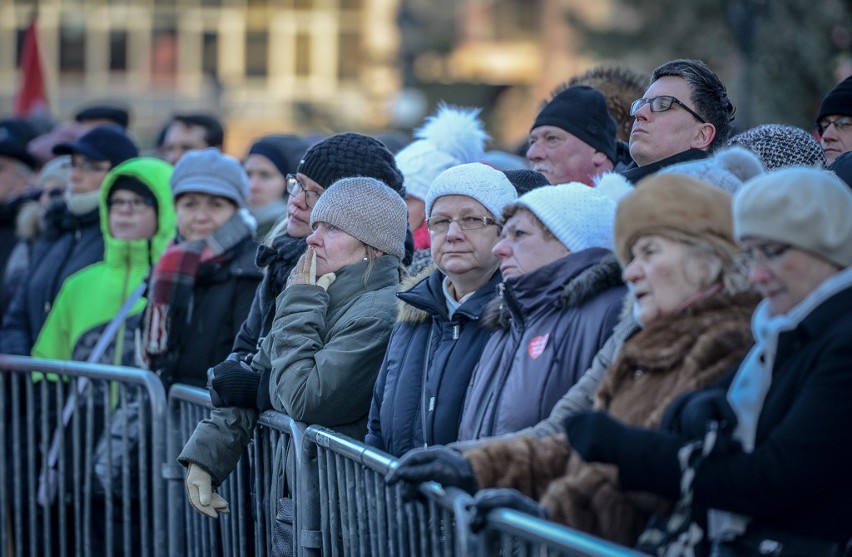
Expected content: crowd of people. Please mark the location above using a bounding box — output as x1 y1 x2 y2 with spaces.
2 58 851 556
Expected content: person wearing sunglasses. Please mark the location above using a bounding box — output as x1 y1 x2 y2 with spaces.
622 59 736 184
815 75 852 165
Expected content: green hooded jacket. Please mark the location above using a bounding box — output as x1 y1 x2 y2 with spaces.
32 157 175 366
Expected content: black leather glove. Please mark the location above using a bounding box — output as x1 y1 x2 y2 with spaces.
469 488 547 532
209 360 261 408
385 446 479 497
255 368 273 412
563 411 628 465
677 389 737 438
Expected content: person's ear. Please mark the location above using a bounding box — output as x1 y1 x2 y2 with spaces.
691 123 716 151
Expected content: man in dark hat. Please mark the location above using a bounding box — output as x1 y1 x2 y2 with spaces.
815 75 852 165
0 126 139 355
74 103 131 130
526 85 618 186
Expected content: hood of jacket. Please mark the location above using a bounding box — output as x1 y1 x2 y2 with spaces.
482 248 623 330
98 157 176 269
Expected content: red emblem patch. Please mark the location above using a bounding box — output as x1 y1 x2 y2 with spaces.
528 333 550 359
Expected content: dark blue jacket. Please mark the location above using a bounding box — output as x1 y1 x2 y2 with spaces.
0 204 103 355
365 268 501 457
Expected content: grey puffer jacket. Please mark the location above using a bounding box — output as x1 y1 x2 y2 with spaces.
178 255 400 484
457 249 626 441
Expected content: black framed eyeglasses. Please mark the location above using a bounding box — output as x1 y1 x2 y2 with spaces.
286 174 322 208
630 96 708 124
816 116 852 136
425 215 497 233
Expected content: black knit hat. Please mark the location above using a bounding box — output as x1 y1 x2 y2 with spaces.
109 175 158 211
296 132 405 196
502 169 550 195
248 134 309 179
531 85 618 163
817 76 852 124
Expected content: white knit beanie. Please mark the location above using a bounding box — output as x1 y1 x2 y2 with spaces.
425 162 517 219
310 177 408 260
395 104 489 201
516 183 617 252
734 167 852 268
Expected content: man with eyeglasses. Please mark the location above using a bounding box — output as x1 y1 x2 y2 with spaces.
0 125 138 355
815 75 852 165
622 59 736 183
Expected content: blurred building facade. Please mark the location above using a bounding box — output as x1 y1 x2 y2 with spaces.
0 0 612 153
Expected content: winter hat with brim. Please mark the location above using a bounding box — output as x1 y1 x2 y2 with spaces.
816 75 852 123
425 162 517 219
52 125 138 168
395 104 489 201
728 124 826 170
297 132 405 195
514 182 617 252
658 146 765 194
310 176 408 260
531 85 618 163
615 173 737 266
171 147 249 208
734 167 852 268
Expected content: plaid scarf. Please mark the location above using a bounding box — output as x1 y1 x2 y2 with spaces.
141 211 254 371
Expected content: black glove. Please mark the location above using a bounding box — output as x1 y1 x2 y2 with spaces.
385 446 479 497
255 368 273 412
470 488 547 532
563 411 628 465
677 389 737 438
209 360 261 408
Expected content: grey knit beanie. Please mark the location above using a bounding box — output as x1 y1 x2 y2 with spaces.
734 167 852 268
425 162 517 218
171 147 249 208
659 146 764 195
728 124 826 170
309 177 407 260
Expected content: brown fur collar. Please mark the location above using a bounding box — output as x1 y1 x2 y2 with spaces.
395 265 437 324
481 253 624 331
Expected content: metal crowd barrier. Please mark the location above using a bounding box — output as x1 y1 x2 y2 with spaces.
0 355 167 557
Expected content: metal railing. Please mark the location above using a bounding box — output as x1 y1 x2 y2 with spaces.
2 356 642 557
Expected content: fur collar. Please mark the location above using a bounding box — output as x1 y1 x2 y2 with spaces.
396 265 437 324
482 253 623 330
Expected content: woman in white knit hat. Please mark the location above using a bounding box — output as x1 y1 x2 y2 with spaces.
456 183 627 441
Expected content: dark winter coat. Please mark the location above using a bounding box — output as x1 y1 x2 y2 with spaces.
0 202 104 355
154 237 263 388
365 268 502 457
620 148 708 184
615 270 852 546
230 233 307 358
463 291 759 546
458 249 625 440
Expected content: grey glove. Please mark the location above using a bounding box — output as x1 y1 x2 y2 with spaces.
385 445 478 497
470 488 547 532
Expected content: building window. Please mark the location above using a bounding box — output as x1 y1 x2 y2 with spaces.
59 25 86 74
339 0 361 10
109 30 128 71
295 32 311 77
337 32 361 80
245 30 269 77
202 32 218 76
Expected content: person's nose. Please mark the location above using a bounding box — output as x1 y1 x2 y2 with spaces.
526 140 543 162
306 229 321 248
747 261 772 286
622 259 642 283
445 219 465 241
492 237 511 258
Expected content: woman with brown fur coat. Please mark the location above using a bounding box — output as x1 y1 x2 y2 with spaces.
387 173 760 547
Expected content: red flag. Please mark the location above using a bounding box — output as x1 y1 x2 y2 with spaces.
14 19 49 117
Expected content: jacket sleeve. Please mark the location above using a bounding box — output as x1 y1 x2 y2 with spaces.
178 406 259 486
231 279 266 358
365 347 392 451
463 434 571 499
0 278 35 355
259 284 394 426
